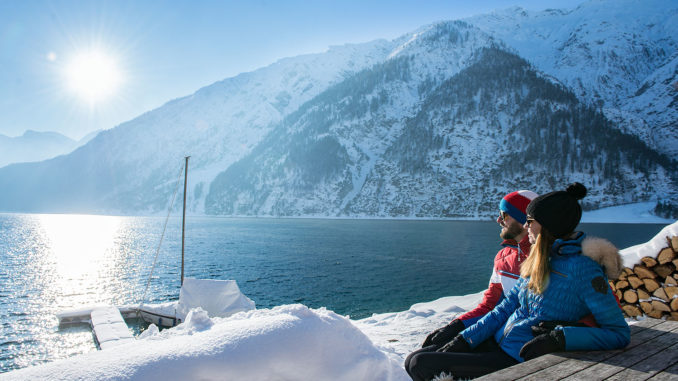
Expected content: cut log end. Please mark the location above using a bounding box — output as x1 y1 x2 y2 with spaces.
627 275 643 289
623 289 638 304
651 300 671 313
658 247 676 265
654 264 675 278
643 278 661 293
615 280 630 290
641 256 658 267
634 265 656 280
622 304 642 317
670 236 678 252
670 298 678 312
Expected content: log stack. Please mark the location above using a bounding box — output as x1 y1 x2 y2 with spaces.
610 236 678 320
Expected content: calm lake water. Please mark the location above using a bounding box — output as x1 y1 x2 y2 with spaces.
0 213 667 373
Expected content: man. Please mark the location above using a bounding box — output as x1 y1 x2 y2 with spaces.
420 190 538 349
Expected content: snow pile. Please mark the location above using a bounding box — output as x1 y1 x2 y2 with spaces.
2 305 406 381
354 292 484 366
619 220 678 268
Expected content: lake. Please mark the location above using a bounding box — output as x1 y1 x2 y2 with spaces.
0 213 667 373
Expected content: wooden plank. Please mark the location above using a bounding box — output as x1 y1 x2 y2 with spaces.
646 361 678 381
474 353 571 380
605 341 678 381
475 319 664 380
516 320 671 381
476 319 666 381
560 321 678 380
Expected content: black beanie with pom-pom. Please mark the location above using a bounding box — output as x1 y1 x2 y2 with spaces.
526 182 587 238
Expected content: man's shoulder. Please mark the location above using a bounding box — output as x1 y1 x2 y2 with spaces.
495 241 519 259
494 242 524 271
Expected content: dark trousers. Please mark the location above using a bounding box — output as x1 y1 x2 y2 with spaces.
404 338 518 381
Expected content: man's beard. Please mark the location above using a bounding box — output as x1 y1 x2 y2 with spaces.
500 220 524 240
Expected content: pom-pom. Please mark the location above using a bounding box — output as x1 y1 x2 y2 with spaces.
566 182 587 200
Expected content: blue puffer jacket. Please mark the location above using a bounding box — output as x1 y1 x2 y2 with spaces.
460 232 630 362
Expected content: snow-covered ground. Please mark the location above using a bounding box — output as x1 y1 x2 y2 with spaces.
2 220 677 381
581 202 674 224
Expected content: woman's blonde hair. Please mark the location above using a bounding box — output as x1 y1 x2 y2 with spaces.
520 227 556 294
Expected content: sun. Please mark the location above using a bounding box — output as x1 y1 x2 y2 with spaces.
64 49 123 103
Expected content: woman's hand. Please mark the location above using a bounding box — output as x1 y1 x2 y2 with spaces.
519 330 566 360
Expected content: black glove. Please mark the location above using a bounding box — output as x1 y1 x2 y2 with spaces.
422 319 466 347
436 334 471 353
519 329 566 361
530 320 588 337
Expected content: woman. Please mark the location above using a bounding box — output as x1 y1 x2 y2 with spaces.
406 183 629 381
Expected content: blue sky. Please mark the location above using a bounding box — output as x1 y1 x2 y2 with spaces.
0 0 585 140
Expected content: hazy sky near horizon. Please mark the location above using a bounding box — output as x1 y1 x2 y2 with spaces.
0 0 585 140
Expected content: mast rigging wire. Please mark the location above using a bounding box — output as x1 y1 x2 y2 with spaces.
138 160 186 309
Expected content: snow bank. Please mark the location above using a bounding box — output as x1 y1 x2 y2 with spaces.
581 202 674 223
619 219 678 268
354 292 483 366
2 305 406 381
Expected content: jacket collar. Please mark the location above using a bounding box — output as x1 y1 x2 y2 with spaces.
551 231 586 257
549 232 623 279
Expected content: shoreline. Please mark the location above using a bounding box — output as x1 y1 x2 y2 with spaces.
0 201 673 224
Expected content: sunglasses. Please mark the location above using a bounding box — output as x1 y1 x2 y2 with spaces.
499 211 508 221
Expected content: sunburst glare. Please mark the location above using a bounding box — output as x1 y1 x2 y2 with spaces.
63 49 124 104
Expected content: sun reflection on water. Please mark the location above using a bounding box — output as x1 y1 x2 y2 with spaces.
38 214 122 305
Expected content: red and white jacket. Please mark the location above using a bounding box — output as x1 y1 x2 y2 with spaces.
456 235 531 327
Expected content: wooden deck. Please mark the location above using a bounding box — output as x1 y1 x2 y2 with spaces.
476 318 678 380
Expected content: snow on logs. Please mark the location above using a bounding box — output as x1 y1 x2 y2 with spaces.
611 236 678 320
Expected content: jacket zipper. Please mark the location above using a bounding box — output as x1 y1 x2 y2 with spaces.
499 317 522 346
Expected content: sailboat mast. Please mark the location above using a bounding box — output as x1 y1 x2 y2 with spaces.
181 156 190 286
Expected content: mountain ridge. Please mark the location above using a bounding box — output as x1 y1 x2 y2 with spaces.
464 0 678 157
0 130 98 169
205 44 675 217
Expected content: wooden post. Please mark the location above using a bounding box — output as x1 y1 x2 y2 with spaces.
181 156 190 286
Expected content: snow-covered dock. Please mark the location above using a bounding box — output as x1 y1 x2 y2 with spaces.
90 307 135 349
57 305 139 326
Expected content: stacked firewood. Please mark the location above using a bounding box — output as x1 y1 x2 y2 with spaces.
611 236 678 320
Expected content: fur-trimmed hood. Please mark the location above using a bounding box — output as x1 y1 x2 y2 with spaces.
581 236 623 280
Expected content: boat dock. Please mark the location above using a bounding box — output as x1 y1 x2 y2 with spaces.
477 318 678 380
57 305 137 349
90 306 135 349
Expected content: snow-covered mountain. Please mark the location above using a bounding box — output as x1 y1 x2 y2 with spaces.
0 130 99 168
205 39 675 217
0 0 675 217
465 0 678 158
